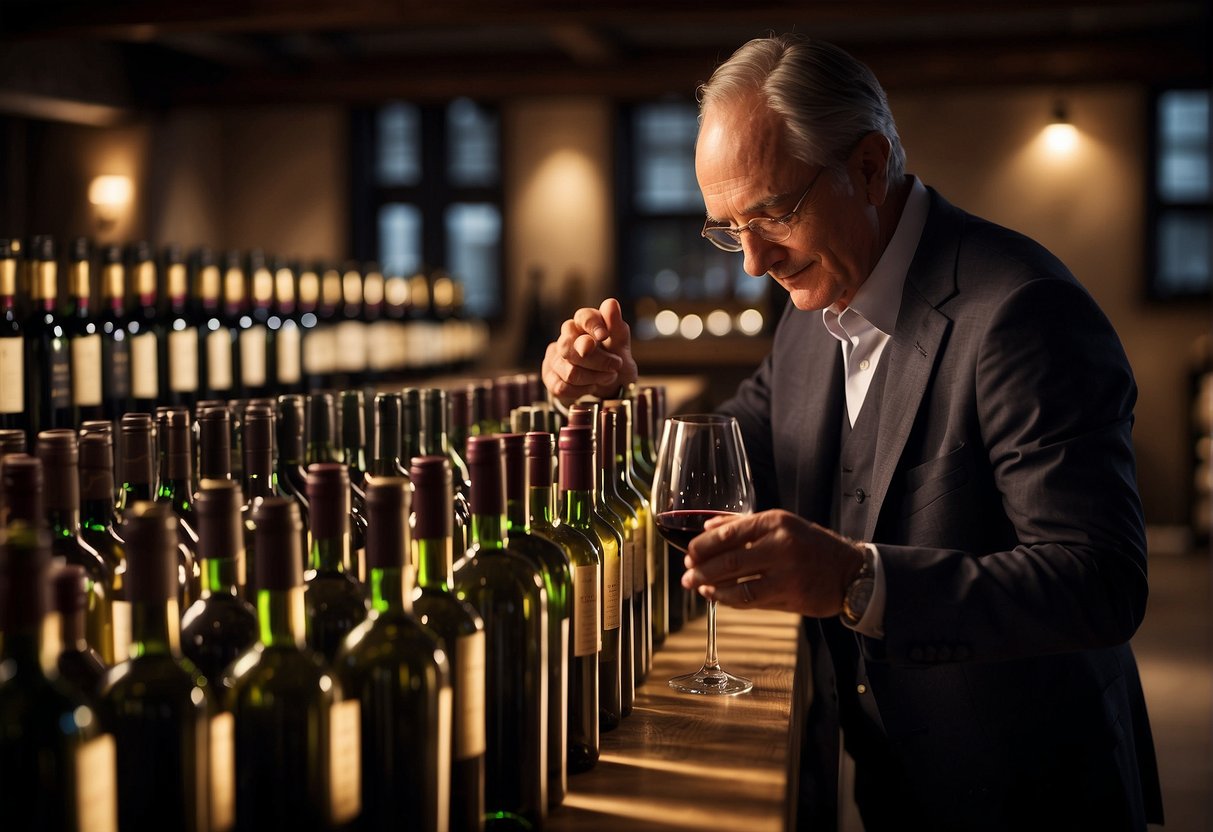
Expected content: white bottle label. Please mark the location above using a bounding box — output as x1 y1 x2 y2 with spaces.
0 337 23 413
335 321 367 372
574 563 601 657
207 329 233 391
303 327 335 375
209 713 235 832
604 546 621 631
110 600 131 664
168 328 199 393
366 321 394 371
455 630 486 760
71 333 103 406
436 685 452 832
75 733 118 832
328 699 362 825
239 325 267 388
130 332 158 399
276 322 302 384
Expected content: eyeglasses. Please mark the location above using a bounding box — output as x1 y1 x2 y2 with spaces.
700 168 824 252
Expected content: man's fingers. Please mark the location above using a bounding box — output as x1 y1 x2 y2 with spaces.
573 307 610 342
686 512 770 565
704 575 772 610
599 298 631 349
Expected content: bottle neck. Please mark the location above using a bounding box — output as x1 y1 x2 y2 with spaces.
80 497 115 531
368 566 410 615
244 451 276 499
505 496 530 534
414 535 453 592
257 587 306 649
528 485 557 530
469 511 507 553
305 441 338 465
200 556 241 597
129 598 182 659
47 507 81 537
310 532 351 574
59 607 88 651
561 488 596 531
158 477 195 514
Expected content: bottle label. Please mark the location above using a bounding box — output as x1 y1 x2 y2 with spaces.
209 712 235 832
0 336 24 413
303 327 335 375
130 331 159 399
110 600 131 664
622 536 634 601
206 329 233 391
50 343 71 411
327 699 362 825
604 545 621 631
436 684 453 821
455 630 486 760
103 336 130 401
168 328 199 393
366 321 394 371
335 321 367 372
632 531 647 594
239 325 267 388
75 733 118 832
276 321 301 384
574 563 601 656
71 333 103 407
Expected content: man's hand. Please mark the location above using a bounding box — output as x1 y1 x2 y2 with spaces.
682 509 866 618
542 297 639 407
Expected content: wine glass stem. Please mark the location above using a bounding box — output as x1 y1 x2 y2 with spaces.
703 599 721 672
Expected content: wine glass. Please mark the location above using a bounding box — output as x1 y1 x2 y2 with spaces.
651 414 754 696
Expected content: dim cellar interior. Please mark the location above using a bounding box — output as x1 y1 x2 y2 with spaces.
0 2 1209 830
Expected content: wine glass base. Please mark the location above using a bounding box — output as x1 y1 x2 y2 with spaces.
668 667 753 696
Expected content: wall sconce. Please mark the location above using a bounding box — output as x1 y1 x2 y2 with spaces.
1042 100 1079 156
88 174 133 227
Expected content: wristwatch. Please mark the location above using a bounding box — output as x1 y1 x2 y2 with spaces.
840 544 876 628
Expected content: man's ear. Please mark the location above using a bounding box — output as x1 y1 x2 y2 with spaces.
850 131 892 207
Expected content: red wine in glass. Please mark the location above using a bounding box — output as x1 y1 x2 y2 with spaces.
655 510 739 553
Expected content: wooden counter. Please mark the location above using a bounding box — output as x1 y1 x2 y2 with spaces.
549 606 801 832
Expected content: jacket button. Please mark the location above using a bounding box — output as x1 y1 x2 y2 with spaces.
854 488 867 504
857 683 867 695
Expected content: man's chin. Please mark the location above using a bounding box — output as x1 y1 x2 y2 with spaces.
785 287 833 312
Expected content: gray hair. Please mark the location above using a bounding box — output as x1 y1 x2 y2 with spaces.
699 35 906 181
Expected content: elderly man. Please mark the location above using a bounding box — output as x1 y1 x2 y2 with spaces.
542 35 1163 831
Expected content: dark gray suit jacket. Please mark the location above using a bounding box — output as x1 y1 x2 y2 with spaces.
719 189 1164 829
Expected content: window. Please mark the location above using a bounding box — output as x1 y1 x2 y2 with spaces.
617 101 775 341
352 100 503 318
1148 89 1211 299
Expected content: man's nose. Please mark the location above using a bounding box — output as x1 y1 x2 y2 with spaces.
741 233 783 278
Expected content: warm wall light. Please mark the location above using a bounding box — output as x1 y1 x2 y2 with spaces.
1042 100 1079 156
88 174 133 224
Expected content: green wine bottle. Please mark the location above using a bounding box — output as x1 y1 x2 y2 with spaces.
50 563 107 701
596 408 638 716
78 428 129 664
334 476 452 832
304 462 369 663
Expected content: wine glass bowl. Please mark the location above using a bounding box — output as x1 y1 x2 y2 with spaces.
650 414 754 696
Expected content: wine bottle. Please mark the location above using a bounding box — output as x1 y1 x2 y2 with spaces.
182 479 258 685
199 248 236 399
51 563 108 700
273 258 304 394
226 497 362 831
448 387 472 462
419 387 470 494
37 429 114 664
155 408 201 607
454 435 548 828
593 408 636 715
219 250 248 399
650 385 686 634
160 244 200 409
0 428 25 525
241 250 273 399
102 502 214 832
98 246 132 422
635 386 666 647
336 263 367 388
79 429 130 663
0 239 26 433
275 394 311 533
501 432 571 807
239 404 279 591
301 262 335 391
306 391 340 464
118 412 155 520
469 381 495 437
128 242 162 413
27 235 72 434
368 392 409 478
66 238 104 425
0 520 118 832
410 455 487 832
198 404 233 481
534 429 600 773
361 263 389 384
334 476 452 832
411 387 469 562
303 462 369 663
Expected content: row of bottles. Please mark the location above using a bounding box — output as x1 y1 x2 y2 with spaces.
0 235 489 440
0 379 708 832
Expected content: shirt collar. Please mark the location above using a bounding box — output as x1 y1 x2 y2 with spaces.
822 175 930 339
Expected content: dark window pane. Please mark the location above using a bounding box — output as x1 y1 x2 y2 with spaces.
1158 90 1210 203
1156 210 1212 296
378 203 423 276
627 217 761 301
445 203 501 316
447 98 499 187
376 102 421 186
633 103 704 213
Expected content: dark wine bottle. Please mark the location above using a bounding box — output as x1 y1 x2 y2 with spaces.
163 244 200 409
26 235 72 434
448 386 472 463
238 250 273 399
304 462 369 663
535 429 600 773
182 479 258 685
334 476 451 832
98 246 132 422
155 408 201 608
275 394 311 535
410 455 487 832
219 250 247 399
339 388 370 579
66 238 104 425
501 432 571 808
0 239 26 433
226 497 362 831
419 387 470 494
306 391 340 465
199 248 236 399
0 520 118 832
454 435 549 828
102 502 215 832
198 404 233 481
79 429 129 664
596 408 637 716
635 386 666 647
272 259 304 394
360 264 388 384
117 412 155 520
51 563 108 700
368 392 409 477
410 387 469 563
37 429 114 664
128 242 162 413
335 263 367 388
301 263 336 391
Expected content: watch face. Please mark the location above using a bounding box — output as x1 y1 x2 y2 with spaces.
844 579 875 624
